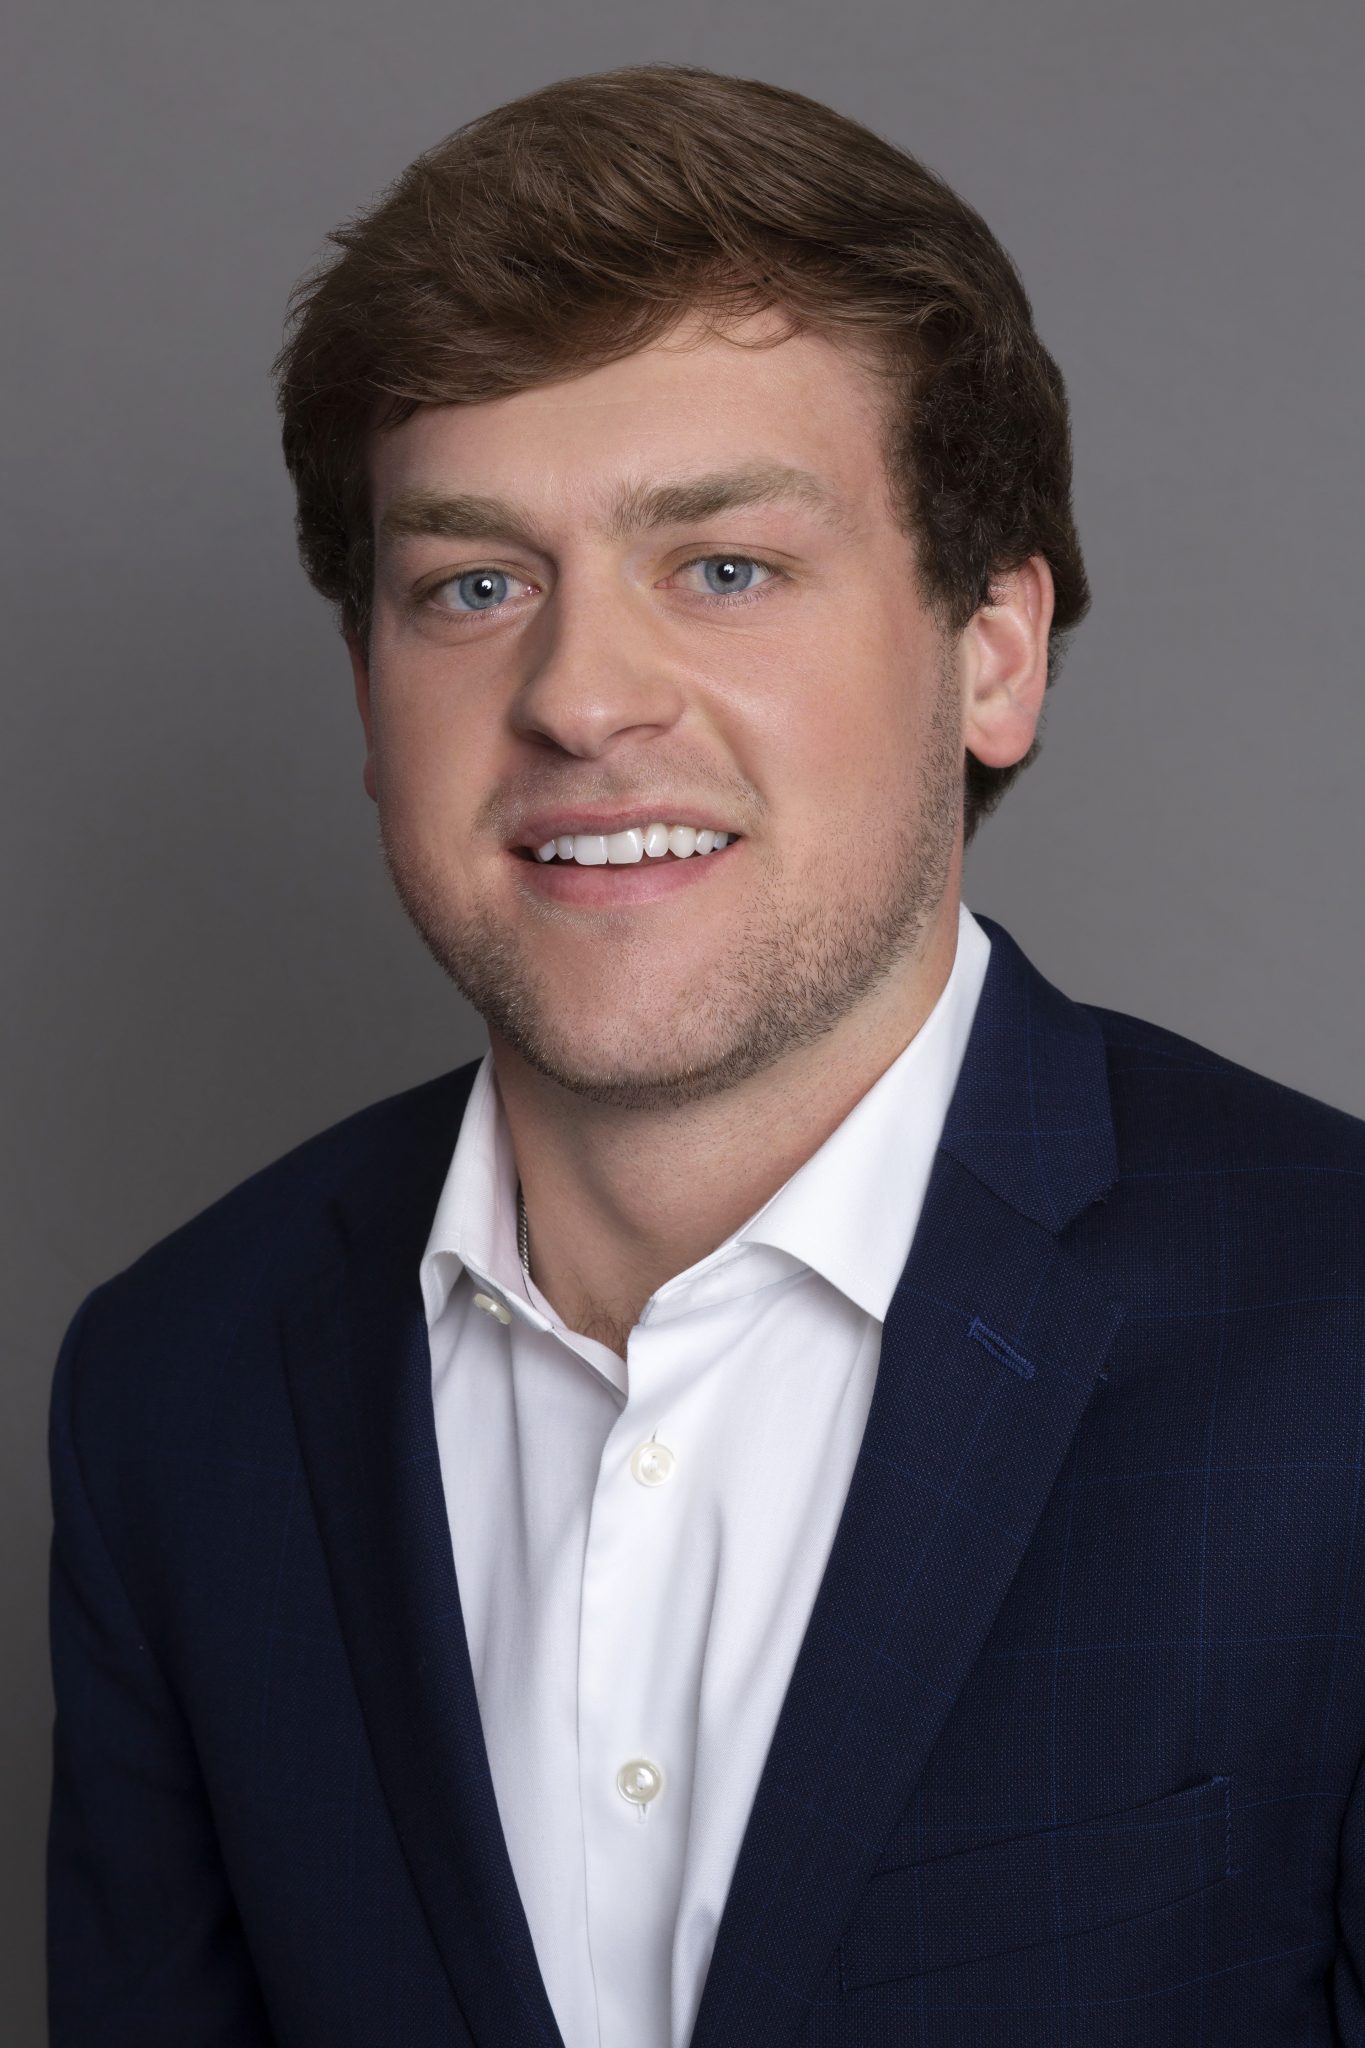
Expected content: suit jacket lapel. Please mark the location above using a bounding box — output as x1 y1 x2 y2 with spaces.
689 917 1126 2048
278 1070 567 2048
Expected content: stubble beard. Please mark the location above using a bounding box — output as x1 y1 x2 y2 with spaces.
379 668 963 1112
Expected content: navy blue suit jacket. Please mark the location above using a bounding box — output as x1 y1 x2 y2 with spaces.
48 916 1365 2045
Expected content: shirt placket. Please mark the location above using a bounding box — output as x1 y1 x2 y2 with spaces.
576 1321 697 2048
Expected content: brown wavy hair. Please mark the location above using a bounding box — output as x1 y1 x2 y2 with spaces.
274 64 1088 843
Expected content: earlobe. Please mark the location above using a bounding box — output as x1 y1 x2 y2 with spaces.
345 628 379 804
960 555 1054 771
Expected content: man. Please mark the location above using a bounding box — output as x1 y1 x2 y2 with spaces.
47 62 1365 2048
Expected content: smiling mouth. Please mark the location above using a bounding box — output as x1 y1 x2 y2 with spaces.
512 827 742 866
509 830 744 904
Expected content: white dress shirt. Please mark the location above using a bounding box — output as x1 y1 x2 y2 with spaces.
420 902 991 2048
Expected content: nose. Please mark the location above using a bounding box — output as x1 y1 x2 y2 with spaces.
509 567 687 760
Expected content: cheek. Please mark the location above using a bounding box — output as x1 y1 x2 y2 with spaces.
370 697 483 871
370 651 467 784
765 641 932 824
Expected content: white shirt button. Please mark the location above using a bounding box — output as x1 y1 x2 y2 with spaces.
616 1757 664 1810
472 1291 512 1325
630 1439 676 1487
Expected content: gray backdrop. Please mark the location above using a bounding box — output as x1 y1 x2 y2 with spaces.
7 0 1362 2035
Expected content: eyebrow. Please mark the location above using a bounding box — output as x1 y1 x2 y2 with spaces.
376 461 853 555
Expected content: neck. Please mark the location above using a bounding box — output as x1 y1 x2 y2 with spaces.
494 890 962 1354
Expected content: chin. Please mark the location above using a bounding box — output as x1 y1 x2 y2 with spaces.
498 1011 756 1110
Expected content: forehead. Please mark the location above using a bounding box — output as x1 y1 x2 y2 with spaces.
367 314 894 531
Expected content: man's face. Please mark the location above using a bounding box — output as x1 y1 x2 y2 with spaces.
354 311 965 1109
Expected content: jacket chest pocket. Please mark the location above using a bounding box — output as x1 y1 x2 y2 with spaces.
840 1773 1235 1990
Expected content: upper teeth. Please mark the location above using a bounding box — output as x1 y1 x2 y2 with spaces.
533 825 734 864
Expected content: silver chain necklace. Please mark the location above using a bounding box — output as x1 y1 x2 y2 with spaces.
516 1180 531 1281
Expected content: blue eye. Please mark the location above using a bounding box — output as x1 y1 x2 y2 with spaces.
426 555 773 620
699 556 762 594
447 569 511 611
670 555 777 599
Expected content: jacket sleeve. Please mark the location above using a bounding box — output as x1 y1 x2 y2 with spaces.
1333 1731 1365 2041
47 1291 277 2046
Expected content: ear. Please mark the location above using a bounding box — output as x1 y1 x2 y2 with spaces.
344 626 379 803
959 555 1054 769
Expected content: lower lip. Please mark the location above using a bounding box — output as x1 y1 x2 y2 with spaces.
511 838 744 907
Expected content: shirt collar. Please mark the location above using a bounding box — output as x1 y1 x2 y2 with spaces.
714 901 989 1321
420 902 991 1332
419 1047 523 1330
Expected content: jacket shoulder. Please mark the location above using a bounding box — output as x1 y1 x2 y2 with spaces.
1085 1001 1365 1176
68 1061 479 1358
